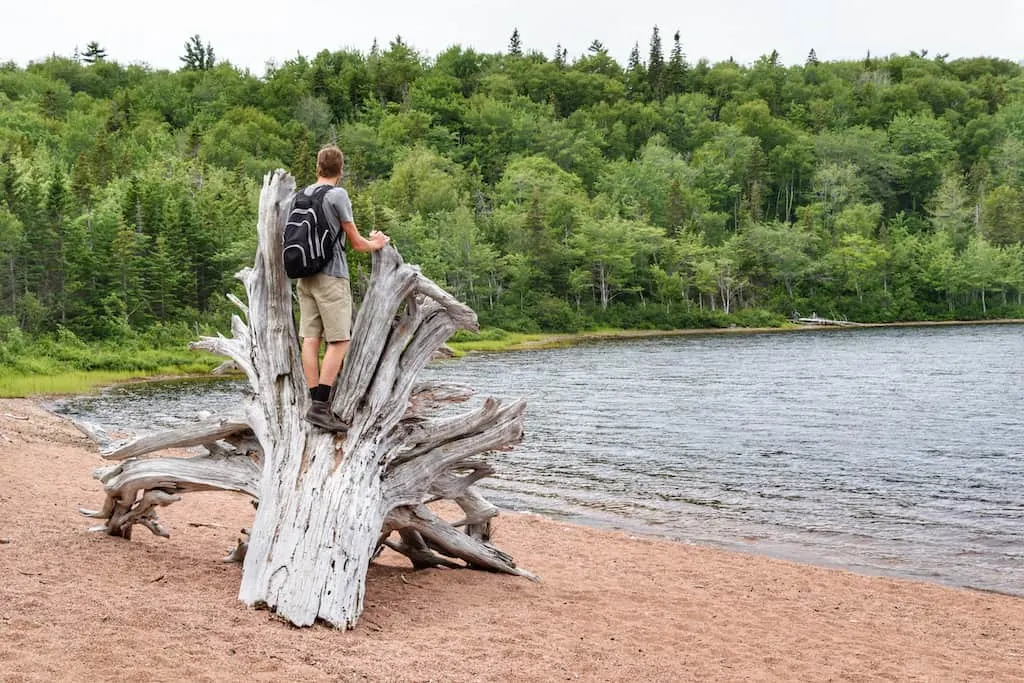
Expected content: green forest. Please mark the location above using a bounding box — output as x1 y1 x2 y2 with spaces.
2 30 1024 384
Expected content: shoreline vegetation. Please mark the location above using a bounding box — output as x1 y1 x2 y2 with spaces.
3 48 1024 403
448 316 1024 353
2 317 1021 399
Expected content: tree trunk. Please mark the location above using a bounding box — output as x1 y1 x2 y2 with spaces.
598 263 609 311
81 170 534 629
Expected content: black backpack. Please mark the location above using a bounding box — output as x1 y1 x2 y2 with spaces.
282 184 340 279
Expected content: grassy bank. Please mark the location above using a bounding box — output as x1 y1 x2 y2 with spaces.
0 327 775 396
0 340 222 398
1 323 788 396
0 368 215 398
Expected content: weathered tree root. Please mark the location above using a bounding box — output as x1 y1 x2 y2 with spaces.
82 169 533 628
80 393 520 570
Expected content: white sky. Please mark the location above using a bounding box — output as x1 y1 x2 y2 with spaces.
3 0 1022 75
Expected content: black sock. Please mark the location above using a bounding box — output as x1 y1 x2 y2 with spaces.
309 387 317 400
312 384 332 402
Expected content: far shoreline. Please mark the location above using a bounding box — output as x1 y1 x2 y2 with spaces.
450 317 1024 354
6 317 1022 398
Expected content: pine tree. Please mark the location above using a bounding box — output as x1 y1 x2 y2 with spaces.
588 40 605 54
70 153 93 207
0 203 24 317
628 43 642 70
554 43 565 67
144 234 181 322
648 26 665 100
42 166 69 324
180 35 216 71
110 218 146 327
806 48 819 67
664 30 688 95
291 137 314 187
508 28 522 56
625 42 648 101
368 39 383 104
81 41 107 65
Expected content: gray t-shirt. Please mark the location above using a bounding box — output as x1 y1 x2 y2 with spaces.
301 183 353 279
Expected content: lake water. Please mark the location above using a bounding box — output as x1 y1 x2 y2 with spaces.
52 323 1024 596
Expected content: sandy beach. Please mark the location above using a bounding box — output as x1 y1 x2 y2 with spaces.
1 398 1022 682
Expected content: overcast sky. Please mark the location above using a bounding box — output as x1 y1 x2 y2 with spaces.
3 0 1022 75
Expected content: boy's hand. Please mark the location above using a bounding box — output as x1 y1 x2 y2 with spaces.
370 231 390 249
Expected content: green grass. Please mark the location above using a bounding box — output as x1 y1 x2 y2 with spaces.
0 367 211 398
0 339 224 398
447 332 552 354
447 327 689 354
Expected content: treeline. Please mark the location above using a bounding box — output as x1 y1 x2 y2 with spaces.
2 30 1024 349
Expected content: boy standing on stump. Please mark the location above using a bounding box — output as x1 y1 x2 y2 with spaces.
294 145 390 431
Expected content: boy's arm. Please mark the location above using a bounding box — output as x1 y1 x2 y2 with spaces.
341 221 390 252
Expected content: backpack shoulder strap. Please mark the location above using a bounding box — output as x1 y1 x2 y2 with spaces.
311 184 334 201
304 184 330 221
311 184 343 246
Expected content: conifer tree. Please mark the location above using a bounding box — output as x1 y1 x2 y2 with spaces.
508 28 522 56
625 42 648 101
43 167 70 324
291 138 314 188
81 42 106 64
181 35 216 71
0 204 22 317
664 30 688 95
648 26 665 100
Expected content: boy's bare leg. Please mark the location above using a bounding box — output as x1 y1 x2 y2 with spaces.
301 337 322 390
319 340 350 387
303 339 351 432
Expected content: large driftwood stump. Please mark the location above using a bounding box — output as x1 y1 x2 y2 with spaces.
80 169 534 629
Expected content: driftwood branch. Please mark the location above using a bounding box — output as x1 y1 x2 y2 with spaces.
100 413 251 460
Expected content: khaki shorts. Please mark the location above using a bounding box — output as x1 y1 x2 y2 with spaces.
296 274 353 342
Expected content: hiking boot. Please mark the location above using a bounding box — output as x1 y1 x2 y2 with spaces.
305 400 350 432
